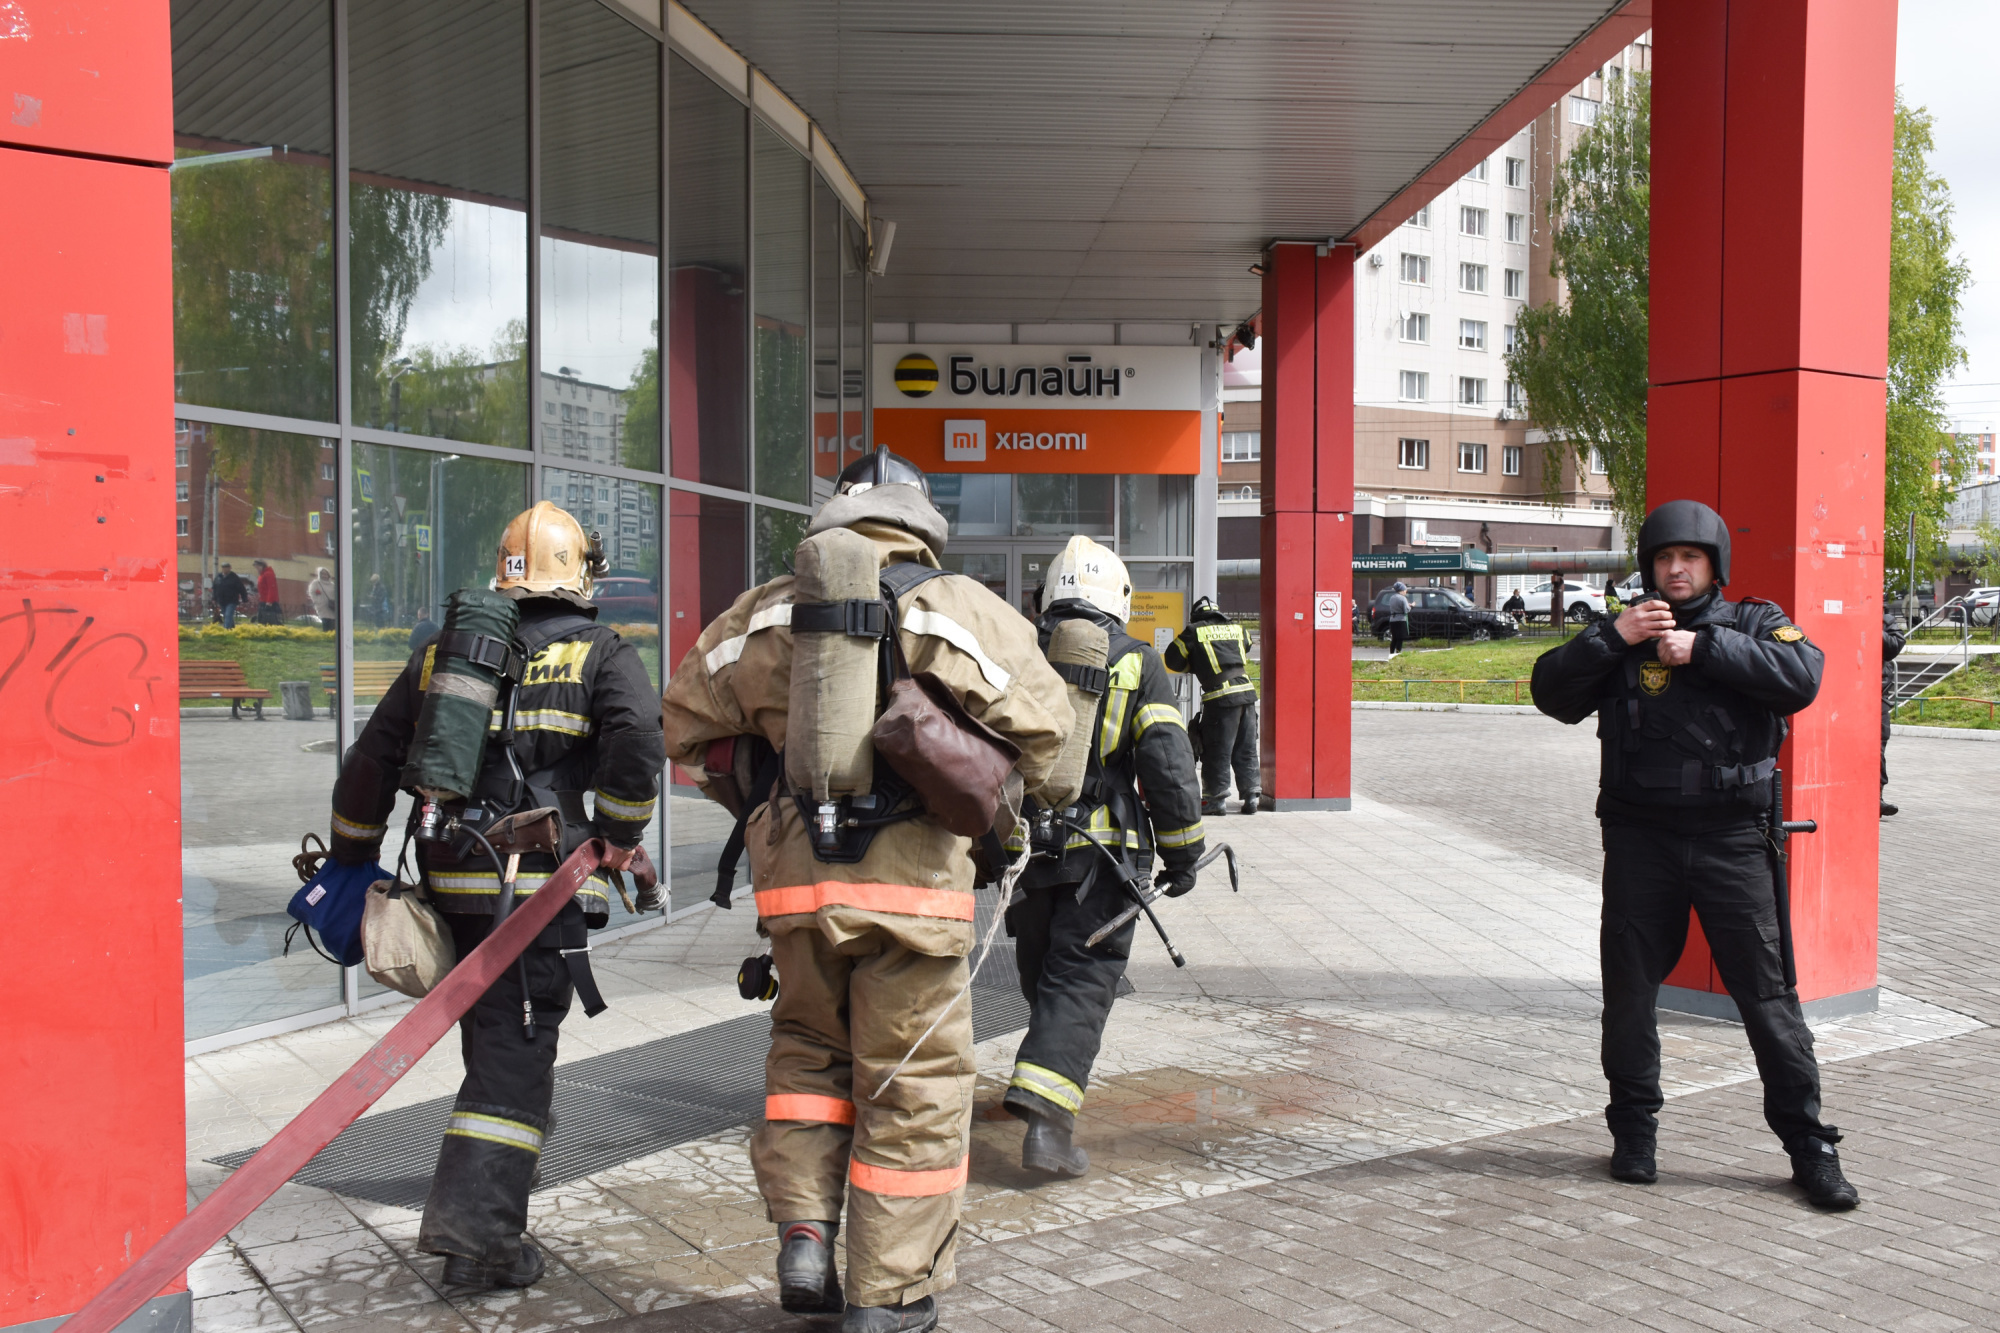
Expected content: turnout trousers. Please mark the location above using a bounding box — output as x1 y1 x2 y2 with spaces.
755 920 974 1309
1004 881 1139 1131
417 908 577 1265
1599 822 1832 1147
1198 699 1260 804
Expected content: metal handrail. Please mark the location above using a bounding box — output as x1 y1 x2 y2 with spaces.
1892 694 2000 723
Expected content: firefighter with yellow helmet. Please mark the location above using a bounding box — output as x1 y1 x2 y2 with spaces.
1006 536 1206 1177
326 501 664 1292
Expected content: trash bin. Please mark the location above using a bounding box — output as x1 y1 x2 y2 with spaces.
279 680 314 721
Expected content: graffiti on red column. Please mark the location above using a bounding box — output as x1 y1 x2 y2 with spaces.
0 599 161 747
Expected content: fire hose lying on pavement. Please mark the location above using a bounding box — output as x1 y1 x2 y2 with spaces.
58 833 656 1333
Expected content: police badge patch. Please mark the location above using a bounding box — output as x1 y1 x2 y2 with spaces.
1772 625 1805 642
1640 660 1671 695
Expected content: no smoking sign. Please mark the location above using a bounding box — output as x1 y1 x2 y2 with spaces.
1313 591 1342 630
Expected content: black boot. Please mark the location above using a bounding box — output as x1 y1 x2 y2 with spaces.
1240 794 1260 815
1022 1114 1089 1179
1880 800 1899 817
776 1220 844 1316
1609 1134 1657 1184
1201 798 1229 817
440 1241 545 1293
1789 1135 1860 1210
842 1296 937 1332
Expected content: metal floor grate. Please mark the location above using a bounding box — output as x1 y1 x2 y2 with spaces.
212 919 1032 1209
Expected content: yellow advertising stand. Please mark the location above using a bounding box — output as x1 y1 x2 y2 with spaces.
1128 590 1185 655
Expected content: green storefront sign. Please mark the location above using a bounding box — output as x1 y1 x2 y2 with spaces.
1352 551 1489 573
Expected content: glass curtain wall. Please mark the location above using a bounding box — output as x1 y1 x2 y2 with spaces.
169 0 857 1045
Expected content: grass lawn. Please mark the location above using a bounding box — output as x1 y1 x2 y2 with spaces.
1351 635 1569 705
1894 657 2000 731
177 625 664 708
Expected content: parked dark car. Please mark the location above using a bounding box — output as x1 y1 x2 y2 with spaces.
1370 587 1518 641
593 575 660 624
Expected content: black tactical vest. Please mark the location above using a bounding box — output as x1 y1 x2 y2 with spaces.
1597 598 1785 815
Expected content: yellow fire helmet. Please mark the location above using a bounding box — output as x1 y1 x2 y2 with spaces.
1042 534 1132 623
492 501 607 605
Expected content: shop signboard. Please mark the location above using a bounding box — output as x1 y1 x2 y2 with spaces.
873 344 1201 474
1352 551 1490 573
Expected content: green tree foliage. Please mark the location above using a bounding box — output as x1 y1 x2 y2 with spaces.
1885 97 1973 589
1506 75 1651 539
388 320 530 449
622 331 662 471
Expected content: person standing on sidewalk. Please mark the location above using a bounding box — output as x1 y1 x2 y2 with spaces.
1529 498 1858 1209
1006 537 1205 1180
253 559 282 624
1383 581 1411 655
1880 617 1904 817
661 449 1070 1333
211 563 245 629
1164 595 1260 816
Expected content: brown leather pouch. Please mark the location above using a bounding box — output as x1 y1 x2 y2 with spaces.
872 670 1020 838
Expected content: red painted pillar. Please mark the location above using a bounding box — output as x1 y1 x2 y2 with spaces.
0 5 185 1331
1650 0 1894 1015
1260 242 1354 810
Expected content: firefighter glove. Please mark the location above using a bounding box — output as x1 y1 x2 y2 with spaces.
1155 864 1198 898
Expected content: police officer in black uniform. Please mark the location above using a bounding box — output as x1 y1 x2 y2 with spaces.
1164 596 1261 816
1006 537 1205 1179
1530 499 1858 1209
327 502 666 1288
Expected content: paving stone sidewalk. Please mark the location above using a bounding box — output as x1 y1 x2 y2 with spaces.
183 711 2000 1333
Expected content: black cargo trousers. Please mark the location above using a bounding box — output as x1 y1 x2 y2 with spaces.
1004 880 1140 1131
416 905 581 1265
1198 699 1259 805
1599 821 1834 1148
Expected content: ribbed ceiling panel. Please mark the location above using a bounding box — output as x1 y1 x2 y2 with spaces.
688 0 1628 323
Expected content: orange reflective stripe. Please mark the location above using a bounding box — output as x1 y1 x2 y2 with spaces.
765 1094 856 1125
754 881 976 921
847 1156 969 1198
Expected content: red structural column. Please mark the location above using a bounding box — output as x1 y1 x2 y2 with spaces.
1260 242 1355 809
0 5 185 1330
1649 0 1895 1014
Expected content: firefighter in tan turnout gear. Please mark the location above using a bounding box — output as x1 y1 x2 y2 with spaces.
328 502 663 1292
661 449 1071 1332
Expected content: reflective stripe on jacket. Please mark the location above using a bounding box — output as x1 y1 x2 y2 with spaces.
1163 618 1257 703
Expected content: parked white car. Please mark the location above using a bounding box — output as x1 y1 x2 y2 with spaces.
1518 579 1607 622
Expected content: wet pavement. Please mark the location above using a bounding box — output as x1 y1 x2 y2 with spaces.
183 711 2000 1332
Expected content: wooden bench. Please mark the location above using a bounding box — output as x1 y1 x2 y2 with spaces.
319 660 408 705
181 660 271 720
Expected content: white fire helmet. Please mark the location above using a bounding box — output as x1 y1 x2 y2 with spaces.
1043 535 1132 623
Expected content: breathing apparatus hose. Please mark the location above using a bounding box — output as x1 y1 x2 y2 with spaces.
1055 813 1186 968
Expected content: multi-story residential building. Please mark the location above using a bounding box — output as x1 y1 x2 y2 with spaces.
1953 425 1997 480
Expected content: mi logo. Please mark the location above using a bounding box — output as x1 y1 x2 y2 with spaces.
943 419 986 462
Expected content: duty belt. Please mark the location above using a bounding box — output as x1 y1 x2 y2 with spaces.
1629 756 1777 797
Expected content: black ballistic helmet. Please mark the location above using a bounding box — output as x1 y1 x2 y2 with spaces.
1637 499 1731 589
836 446 930 500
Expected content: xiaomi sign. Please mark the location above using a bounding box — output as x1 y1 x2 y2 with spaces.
874 344 1201 475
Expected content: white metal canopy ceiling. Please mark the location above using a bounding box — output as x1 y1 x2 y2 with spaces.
687 0 1642 325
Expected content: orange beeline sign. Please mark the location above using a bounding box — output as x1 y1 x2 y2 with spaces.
873 408 1201 475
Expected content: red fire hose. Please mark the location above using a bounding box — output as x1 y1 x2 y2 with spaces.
58 839 651 1333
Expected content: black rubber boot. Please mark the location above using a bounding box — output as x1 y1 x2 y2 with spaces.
1201 799 1229 817
841 1296 937 1332
1880 801 1899 817
776 1221 844 1317
1609 1135 1657 1184
1240 794 1260 815
1022 1113 1090 1179
1789 1135 1860 1210
440 1241 545 1293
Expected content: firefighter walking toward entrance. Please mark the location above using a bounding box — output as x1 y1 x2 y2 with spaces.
1007 537 1206 1178
1164 595 1260 815
1529 499 1858 1209
326 502 665 1289
661 449 1070 1332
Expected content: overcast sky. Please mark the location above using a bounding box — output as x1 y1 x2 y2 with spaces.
1899 0 1998 430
